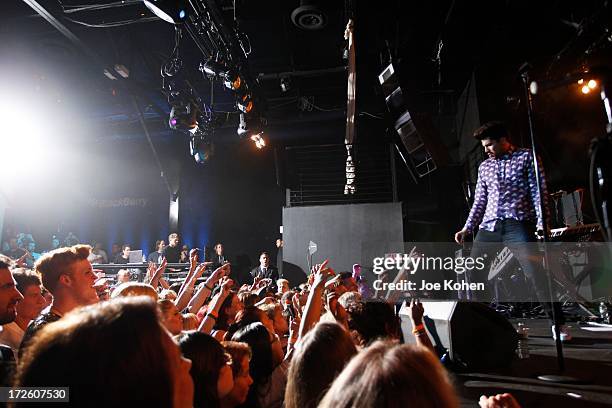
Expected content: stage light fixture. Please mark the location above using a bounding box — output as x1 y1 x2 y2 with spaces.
169 100 199 131
143 0 188 24
189 130 214 164
250 133 266 149
280 76 291 93
581 85 591 94
237 94 254 113
200 60 243 91
223 72 242 91
200 60 225 78
237 113 249 137
588 79 598 89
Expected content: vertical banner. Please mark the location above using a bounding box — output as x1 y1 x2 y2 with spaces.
344 19 356 195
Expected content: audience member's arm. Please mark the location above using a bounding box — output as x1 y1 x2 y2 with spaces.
285 316 299 359
150 258 167 290
298 260 331 339
175 263 208 311
187 264 229 313
198 277 233 334
325 291 348 329
177 249 199 295
407 298 435 352
158 276 171 290
143 263 154 285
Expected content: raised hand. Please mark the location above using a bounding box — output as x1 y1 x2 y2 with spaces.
15 251 29 268
479 393 521 408
407 298 424 324
157 257 168 274
220 276 234 293
312 259 333 288
189 248 199 271
209 263 230 285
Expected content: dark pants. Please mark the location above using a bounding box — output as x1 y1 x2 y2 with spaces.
469 219 564 324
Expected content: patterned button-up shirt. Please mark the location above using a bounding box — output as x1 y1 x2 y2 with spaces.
463 147 548 233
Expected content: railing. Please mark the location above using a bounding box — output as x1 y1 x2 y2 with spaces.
92 262 209 284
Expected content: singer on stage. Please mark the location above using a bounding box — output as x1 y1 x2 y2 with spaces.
454 121 569 341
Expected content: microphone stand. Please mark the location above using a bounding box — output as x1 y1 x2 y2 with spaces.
519 64 581 383
589 73 612 243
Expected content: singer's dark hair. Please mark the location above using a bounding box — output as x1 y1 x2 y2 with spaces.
473 121 510 141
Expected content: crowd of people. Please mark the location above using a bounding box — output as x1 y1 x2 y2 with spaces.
0 231 276 274
0 243 521 407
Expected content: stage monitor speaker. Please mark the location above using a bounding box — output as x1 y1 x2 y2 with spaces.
399 301 518 370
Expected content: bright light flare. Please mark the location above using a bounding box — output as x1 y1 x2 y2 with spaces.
581 85 591 94
587 79 598 89
250 133 266 149
0 101 46 165
0 97 57 193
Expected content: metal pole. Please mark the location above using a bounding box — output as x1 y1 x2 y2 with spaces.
520 68 565 373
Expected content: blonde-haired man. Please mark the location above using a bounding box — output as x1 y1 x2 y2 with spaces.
19 245 98 356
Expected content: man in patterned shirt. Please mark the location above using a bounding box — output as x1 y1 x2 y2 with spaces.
454 121 569 340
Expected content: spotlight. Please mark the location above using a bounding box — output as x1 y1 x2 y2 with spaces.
588 79 598 89
200 60 225 78
237 113 249 137
237 112 261 136
169 100 198 131
223 72 242 91
143 0 188 24
189 130 214 164
280 76 291 93
237 112 266 149
237 94 254 113
200 60 243 91
581 85 591 94
250 133 266 149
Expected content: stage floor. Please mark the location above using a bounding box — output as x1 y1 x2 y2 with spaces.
456 318 612 407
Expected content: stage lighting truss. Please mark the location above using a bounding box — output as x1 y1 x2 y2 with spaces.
152 0 265 154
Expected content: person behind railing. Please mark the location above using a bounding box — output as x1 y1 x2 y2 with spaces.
163 233 182 263
148 239 166 263
113 244 131 264
209 243 228 270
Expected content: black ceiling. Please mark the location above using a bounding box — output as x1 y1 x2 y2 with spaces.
1 0 610 144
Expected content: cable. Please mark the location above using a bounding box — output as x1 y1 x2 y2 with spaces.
300 97 343 112
63 15 158 28
359 111 384 119
62 0 141 14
